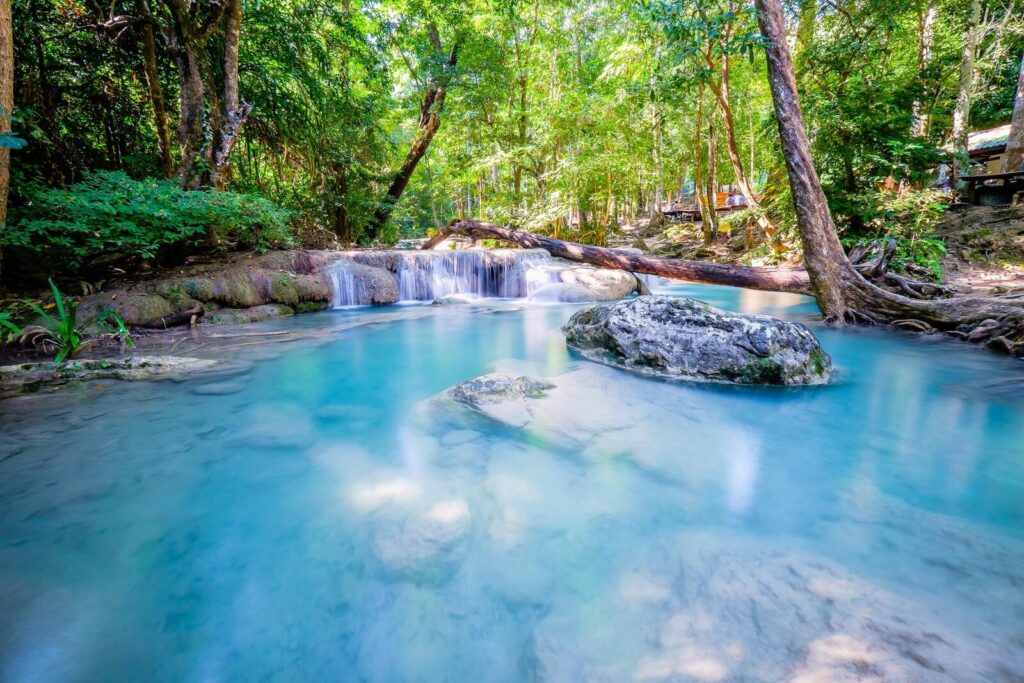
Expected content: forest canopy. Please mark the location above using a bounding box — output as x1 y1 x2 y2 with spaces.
3 0 1023 281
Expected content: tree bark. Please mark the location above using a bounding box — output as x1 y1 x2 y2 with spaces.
706 118 719 239
706 56 758 212
137 1 174 178
170 28 208 188
951 0 981 167
163 0 247 189
1004 51 1024 172
421 219 811 294
755 0 1024 355
0 0 11 284
693 85 714 240
911 3 937 138
366 36 460 241
211 0 251 188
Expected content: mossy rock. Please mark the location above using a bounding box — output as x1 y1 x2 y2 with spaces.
205 304 294 325
78 292 174 326
563 295 833 386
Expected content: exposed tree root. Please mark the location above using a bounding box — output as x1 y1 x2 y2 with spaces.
848 239 957 300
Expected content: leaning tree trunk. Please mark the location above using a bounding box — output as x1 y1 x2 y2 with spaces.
1005 51 1024 172
755 0 1024 354
0 0 11 285
707 56 760 214
366 40 460 242
421 219 811 294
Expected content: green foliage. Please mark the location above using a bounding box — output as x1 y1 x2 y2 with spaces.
7 0 1023 258
0 312 22 343
19 279 136 362
841 189 950 280
5 172 294 273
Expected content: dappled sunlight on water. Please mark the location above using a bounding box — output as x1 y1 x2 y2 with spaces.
1 285 1023 681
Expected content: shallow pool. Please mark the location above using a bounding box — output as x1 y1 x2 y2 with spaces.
1 284 1023 682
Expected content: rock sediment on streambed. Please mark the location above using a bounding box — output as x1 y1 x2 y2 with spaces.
562 295 832 385
73 248 646 329
0 356 223 398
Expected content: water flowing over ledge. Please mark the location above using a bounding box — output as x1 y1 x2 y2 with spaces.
327 249 629 308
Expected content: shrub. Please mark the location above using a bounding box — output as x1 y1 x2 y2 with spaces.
6 278 135 361
841 188 950 281
5 171 295 274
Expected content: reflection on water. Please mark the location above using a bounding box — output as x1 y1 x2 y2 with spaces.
1 284 1023 682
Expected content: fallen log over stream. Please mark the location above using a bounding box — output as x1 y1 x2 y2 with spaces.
423 220 1024 355
421 220 813 295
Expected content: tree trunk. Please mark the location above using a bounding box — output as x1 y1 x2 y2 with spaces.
421 220 811 294
755 0 1024 355
706 118 719 239
693 85 713 241
211 0 251 188
366 40 460 241
951 0 981 167
0 0 9 284
707 55 763 217
334 165 351 243
650 73 663 220
1004 51 1024 172
164 0 248 189
137 2 174 178
911 3 937 138
173 44 207 189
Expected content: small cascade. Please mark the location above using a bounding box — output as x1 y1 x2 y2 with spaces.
328 264 368 308
327 249 562 308
394 250 559 301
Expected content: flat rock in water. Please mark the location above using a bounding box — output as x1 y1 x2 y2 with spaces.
562 295 831 385
446 373 556 428
0 356 222 398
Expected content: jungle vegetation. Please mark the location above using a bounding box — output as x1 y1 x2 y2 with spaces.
0 0 1022 286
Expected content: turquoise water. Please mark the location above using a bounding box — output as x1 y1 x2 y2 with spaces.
1 284 1023 682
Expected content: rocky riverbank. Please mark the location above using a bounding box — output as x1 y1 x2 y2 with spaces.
66 248 647 330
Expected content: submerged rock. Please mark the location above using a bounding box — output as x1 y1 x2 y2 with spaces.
0 356 222 398
374 499 472 582
450 373 556 406
204 304 294 325
562 295 831 385
445 373 556 428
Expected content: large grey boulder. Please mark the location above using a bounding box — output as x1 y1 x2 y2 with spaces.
562 296 831 385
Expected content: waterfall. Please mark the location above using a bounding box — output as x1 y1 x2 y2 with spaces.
328 249 562 308
393 250 559 301
328 264 368 308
